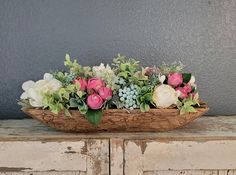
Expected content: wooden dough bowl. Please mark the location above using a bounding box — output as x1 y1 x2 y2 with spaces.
23 104 209 133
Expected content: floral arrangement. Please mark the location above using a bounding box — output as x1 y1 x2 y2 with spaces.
19 54 201 125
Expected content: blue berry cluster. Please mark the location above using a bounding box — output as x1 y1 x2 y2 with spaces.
118 84 139 110
115 77 126 85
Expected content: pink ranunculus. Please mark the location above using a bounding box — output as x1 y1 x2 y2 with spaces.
167 73 183 87
183 83 192 93
73 77 87 91
87 94 104 110
87 77 105 91
98 87 112 100
176 87 188 99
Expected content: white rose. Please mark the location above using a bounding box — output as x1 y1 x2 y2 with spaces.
152 84 179 108
20 73 62 107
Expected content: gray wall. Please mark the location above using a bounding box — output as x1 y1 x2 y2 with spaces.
0 0 235 119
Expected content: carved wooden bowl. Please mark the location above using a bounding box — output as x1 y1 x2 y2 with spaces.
22 103 209 133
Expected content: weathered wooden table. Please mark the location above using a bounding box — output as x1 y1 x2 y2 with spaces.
0 116 236 175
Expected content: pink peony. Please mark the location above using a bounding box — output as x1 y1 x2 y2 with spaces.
87 94 104 109
73 77 87 91
167 73 183 87
87 77 105 91
176 87 188 99
98 87 112 100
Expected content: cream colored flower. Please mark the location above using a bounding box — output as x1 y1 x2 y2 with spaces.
20 73 62 107
152 84 179 108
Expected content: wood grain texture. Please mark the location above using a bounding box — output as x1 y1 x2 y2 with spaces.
0 116 236 141
219 170 236 175
124 140 236 173
22 105 209 132
110 139 124 175
0 140 109 175
143 170 219 175
0 172 83 175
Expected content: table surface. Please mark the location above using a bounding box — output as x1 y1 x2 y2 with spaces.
0 116 235 141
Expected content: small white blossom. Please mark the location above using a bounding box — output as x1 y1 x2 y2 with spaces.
158 74 166 84
189 75 195 85
92 63 117 90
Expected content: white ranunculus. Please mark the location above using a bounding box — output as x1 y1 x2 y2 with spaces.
152 84 179 108
20 73 62 107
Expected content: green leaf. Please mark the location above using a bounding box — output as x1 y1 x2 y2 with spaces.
69 98 79 107
85 109 103 126
142 93 152 102
66 84 76 92
140 103 150 112
183 73 191 83
78 103 88 114
120 63 127 71
64 108 72 117
185 106 197 113
118 71 128 78
180 108 186 115
65 53 70 60
77 90 83 98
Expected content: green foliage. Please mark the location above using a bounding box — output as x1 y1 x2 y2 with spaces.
18 53 202 126
69 98 88 114
43 84 86 115
85 109 103 126
113 54 143 83
159 61 184 74
183 73 191 83
52 71 76 86
137 86 153 112
64 54 93 78
140 103 150 112
177 98 200 115
64 54 82 73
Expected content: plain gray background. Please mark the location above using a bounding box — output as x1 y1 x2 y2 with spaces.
0 0 235 119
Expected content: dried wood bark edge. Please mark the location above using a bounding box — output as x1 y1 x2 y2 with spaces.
22 104 209 133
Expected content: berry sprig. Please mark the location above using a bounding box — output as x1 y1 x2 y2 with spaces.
118 84 139 110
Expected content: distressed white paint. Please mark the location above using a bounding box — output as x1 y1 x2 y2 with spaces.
110 139 124 175
0 141 87 172
219 170 236 175
143 170 219 175
86 140 109 175
1 117 236 175
0 172 83 175
0 140 109 174
125 140 236 174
